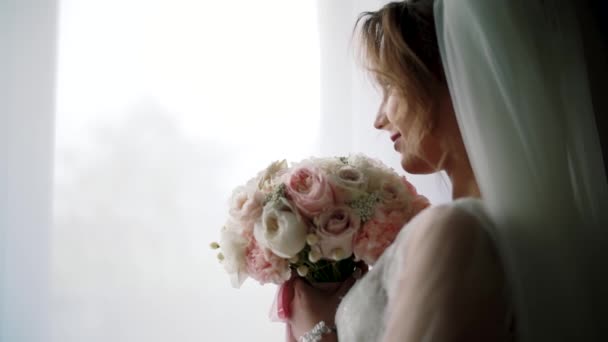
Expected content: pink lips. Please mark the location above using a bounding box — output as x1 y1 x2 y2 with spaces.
391 133 401 151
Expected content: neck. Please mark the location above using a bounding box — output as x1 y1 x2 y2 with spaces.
445 157 481 200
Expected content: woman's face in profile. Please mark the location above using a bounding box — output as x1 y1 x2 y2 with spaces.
375 89 445 175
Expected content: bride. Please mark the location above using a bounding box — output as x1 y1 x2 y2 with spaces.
287 0 608 341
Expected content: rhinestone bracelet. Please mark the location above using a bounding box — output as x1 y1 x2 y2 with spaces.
298 321 337 342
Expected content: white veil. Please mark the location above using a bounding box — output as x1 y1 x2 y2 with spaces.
434 0 608 340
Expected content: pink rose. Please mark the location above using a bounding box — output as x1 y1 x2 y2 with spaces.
353 179 430 265
402 177 419 195
313 206 360 260
401 177 431 216
410 194 431 215
353 208 409 265
246 241 292 285
284 166 335 217
331 166 368 203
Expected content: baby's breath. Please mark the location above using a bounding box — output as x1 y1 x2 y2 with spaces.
349 192 380 222
263 183 286 205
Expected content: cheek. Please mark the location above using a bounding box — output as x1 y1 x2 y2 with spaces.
385 94 401 124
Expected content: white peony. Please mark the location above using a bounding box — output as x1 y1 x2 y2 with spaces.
254 198 308 258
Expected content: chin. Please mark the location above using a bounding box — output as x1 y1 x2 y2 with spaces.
400 154 436 175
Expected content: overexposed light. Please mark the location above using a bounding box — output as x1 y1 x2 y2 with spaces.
53 1 320 341
56 0 320 146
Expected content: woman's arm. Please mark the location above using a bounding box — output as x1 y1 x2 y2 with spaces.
383 205 509 342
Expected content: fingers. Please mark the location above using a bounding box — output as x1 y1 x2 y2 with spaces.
288 275 360 338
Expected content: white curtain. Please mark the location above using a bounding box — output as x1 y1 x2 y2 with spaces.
0 0 57 341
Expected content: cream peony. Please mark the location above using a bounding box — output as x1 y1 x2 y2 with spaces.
254 198 308 258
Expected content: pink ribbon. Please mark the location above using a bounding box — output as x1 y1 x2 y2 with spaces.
269 279 294 322
268 279 296 341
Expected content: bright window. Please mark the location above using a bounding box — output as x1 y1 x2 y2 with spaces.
53 1 320 340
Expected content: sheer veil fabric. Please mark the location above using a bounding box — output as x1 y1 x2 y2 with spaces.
435 0 608 340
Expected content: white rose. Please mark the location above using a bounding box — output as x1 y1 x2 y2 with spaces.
254 198 308 258
219 220 250 288
308 157 344 174
347 154 384 172
348 154 399 192
378 177 411 209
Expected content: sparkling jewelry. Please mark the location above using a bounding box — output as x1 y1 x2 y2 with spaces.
298 321 337 342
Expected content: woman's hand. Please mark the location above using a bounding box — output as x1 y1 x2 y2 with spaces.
289 277 355 341
287 277 355 342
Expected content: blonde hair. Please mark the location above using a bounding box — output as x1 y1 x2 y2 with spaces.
356 0 445 153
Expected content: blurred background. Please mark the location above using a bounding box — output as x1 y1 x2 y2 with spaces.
1 0 450 341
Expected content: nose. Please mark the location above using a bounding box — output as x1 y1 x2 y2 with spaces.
374 103 389 130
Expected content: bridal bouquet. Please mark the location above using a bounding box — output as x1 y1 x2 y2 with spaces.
212 154 430 288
